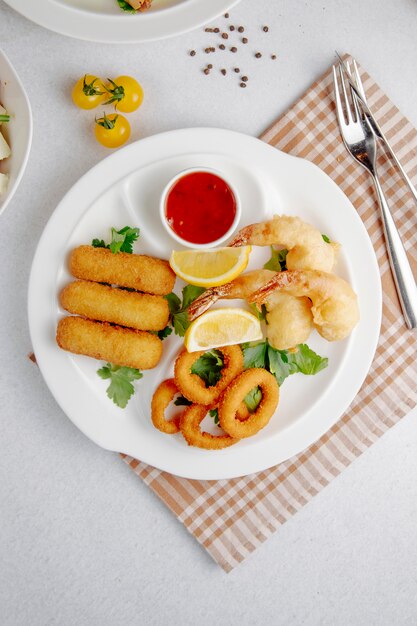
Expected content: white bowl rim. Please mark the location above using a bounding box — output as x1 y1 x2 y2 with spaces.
159 165 242 249
0 48 33 218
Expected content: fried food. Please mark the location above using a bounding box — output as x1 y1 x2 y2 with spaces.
151 379 182 434
188 269 314 350
230 214 339 273
69 245 176 296
251 270 360 342
218 368 279 438
174 345 243 406
179 404 240 450
56 316 162 369
60 280 170 331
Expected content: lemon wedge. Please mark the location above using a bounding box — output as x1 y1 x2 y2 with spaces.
184 307 263 352
169 246 251 288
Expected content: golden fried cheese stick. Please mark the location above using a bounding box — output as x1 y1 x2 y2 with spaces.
60 280 170 331
69 246 176 296
56 316 162 370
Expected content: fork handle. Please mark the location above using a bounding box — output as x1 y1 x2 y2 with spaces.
367 113 417 205
372 173 417 329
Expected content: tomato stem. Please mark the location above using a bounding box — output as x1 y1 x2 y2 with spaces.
82 75 104 97
95 112 118 130
103 78 125 106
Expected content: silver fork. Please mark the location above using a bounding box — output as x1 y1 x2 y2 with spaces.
333 63 417 330
336 53 417 205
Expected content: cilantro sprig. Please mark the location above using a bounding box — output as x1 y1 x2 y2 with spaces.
242 340 328 386
97 363 143 408
165 285 206 337
92 225 140 254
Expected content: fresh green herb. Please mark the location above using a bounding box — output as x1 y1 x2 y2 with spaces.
242 340 328 386
97 363 143 408
264 246 288 272
209 408 220 425
250 302 268 323
174 395 192 407
92 238 107 249
0 114 10 123
190 349 224 387
157 326 173 340
116 0 137 12
244 386 262 413
91 226 140 254
165 285 206 337
322 234 331 243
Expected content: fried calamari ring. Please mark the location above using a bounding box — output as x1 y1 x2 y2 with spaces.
151 378 182 434
174 345 243 406
179 404 240 450
218 368 279 438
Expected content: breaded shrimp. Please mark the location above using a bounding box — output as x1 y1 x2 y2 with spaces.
188 270 313 350
250 270 360 342
60 280 169 331
69 246 176 296
56 316 163 369
230 215 339 273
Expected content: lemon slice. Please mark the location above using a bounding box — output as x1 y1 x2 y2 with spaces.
184 307 263 352
169 246 251 287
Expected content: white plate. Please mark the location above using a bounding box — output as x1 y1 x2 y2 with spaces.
28 128 382 480
3 0 242 43
0 49 32 217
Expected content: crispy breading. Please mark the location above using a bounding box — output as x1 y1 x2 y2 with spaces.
151 379 182 434
56 316 162 370
60 280 169 331
179 404 239 450
69 246 176 296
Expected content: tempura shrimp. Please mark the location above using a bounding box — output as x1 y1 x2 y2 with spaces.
229 215 339 273
250 270 359 342
188 270 314 350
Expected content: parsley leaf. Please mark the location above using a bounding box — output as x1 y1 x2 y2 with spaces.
91 226 140 254
244 386 262 413
92 238 107 249
322 234 331 243
209 408 220 425
174 395 192 407
191 349 224 387
250 302 268 322
97 363 143 408
264 246 288 272
157 326 173 340
165 285 206 337
116 0 137 12
241 340 328 386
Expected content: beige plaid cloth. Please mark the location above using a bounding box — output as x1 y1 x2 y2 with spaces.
122 58 417 572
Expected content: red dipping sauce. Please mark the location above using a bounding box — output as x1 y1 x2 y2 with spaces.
165 171 237 245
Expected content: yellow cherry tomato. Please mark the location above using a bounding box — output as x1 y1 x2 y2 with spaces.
94 112 131 149
72 75 106 110
104 75 144 113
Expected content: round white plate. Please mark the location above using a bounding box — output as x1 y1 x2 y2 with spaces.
28 128 382 480
0 49 32 217
3 0 241 43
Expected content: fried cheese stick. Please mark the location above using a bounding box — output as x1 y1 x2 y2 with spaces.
69 246 176 296
56 316 162 370
60 280 169 331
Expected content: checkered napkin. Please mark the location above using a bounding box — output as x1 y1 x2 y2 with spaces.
122 57 417 572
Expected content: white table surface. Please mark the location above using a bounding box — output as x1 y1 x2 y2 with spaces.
1 0 417 624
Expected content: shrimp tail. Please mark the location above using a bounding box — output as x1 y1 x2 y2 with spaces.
249 271 301 306
187 285 232 321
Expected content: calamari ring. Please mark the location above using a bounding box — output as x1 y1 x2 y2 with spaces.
151 378 182 434
218 369 279 439
179 404 240 450
174 345 243 406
